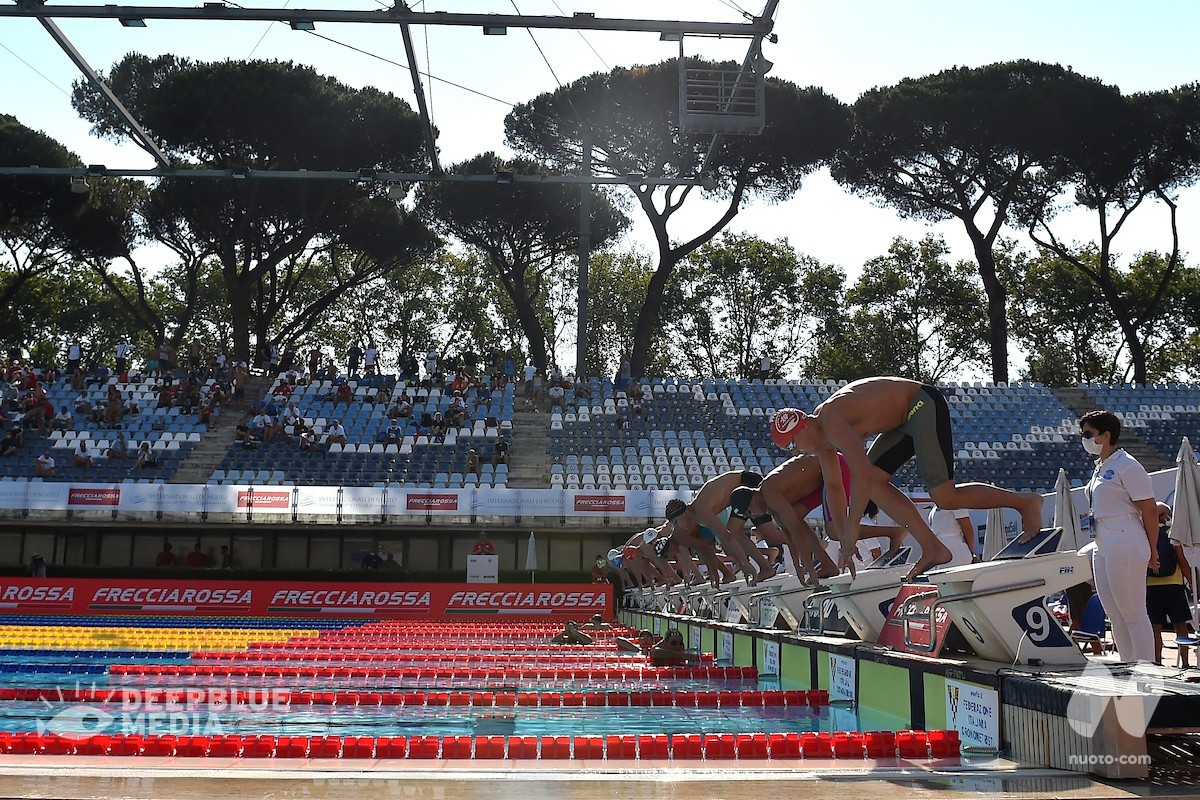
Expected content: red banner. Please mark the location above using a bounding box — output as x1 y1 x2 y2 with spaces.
573 495 625 512
876 584 952 656
0 579 611 620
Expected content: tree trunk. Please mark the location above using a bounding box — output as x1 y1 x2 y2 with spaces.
225 270 254 366
968 232 1009 385
509 283 550 375
629 252 680 378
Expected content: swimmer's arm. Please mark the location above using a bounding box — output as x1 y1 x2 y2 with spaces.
817 447 850 543
818 416 872 533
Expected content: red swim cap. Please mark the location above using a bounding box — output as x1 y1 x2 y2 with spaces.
770 407 808 450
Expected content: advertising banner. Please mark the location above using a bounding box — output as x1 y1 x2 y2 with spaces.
0 578 611 619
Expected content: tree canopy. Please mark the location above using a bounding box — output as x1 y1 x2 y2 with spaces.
71 56 438 363
832 61 1125 384
505 58 850 377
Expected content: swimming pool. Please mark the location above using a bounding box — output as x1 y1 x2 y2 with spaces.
0 616 953 760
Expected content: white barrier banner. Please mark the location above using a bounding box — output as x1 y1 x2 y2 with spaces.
26 482 70 511
295 485 339 517
342 486 385 518
0 481 26 509
200 484 240 514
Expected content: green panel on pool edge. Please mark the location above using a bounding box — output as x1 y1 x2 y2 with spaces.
779 642 811 688
859 660 911 725
923 673 948 729
733 632 753 666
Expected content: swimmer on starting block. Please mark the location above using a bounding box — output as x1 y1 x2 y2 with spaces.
726 453 852 584
770 377 1043 581
665 471 774 584
665 498 738 589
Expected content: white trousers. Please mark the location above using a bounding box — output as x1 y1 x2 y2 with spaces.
1093 516 1154 663
937 534 974 567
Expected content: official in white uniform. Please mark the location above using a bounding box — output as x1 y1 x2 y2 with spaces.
928 506 976 566
1080 410 1158 663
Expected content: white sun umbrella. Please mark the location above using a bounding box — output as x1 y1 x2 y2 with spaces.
1054 468 1084 552
525 531 538 583
1170 438 1200 627
982 507 1006 561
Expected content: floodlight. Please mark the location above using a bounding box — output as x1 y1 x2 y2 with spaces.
86 165 107 178
700 174 718 191
495 171 513 185
659 32 682 42
289 20 316 31
483 26 507 36
230 167 250 180
358 169 377 183
119 18 147 28
387 183 405 201
69 176 90 194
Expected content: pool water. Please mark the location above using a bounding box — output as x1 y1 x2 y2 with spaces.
0 617 909 745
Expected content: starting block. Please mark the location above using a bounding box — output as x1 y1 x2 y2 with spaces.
912 527 1092 666
812 547 914 642
740 571 823 631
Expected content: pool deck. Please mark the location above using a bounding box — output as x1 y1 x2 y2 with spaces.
0 756 1194 800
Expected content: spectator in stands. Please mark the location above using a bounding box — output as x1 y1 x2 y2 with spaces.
381 552 401 570
134 441 157 470
471 531 496 555
382 420 403 445
307 347 322 380
50 405 73 431
547 381 565 412
465 449 481 478
492 434 509 468
347 344 362 376
430 411 447 439
72 392 92 417
28 551 47 578
334 382 353 405
389 396 411 420
220 545 232 568
299 425 318 453
447 393 468 427
115 340 131 375
186 543 208 568
232 368 249 410
155 542 176 567
72 440 93 471
198 394 218 428
106 431 128 462
617 356 632 390
35 450 55 478
374 383 391 407
1147 501 1194 667
66 341 82 375
249 411 272 443
0 425 22 457
425 346 439 380
363 342 378 376
572 376 590 401
235 411 252 444
325 419 347 449
272 378 293 400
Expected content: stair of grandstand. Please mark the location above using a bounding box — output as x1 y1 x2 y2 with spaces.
1051 385 1187 472
507 405 552 488
169 375 275 484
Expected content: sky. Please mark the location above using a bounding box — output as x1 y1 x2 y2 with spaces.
2 1 1199 367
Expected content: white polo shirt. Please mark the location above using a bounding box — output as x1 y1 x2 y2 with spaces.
929 506 971 542
1087 448 1153 520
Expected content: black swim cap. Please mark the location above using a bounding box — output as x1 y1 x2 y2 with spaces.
740 471 763 488
729 486 755 519
665 499 688 521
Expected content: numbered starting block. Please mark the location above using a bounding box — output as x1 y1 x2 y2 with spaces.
916 527 1093 666
811 547 914 642
738 571 824 631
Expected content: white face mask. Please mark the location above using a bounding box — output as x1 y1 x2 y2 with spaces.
1081 435 1104 455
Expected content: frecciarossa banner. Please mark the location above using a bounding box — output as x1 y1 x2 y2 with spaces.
0 579 612 619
